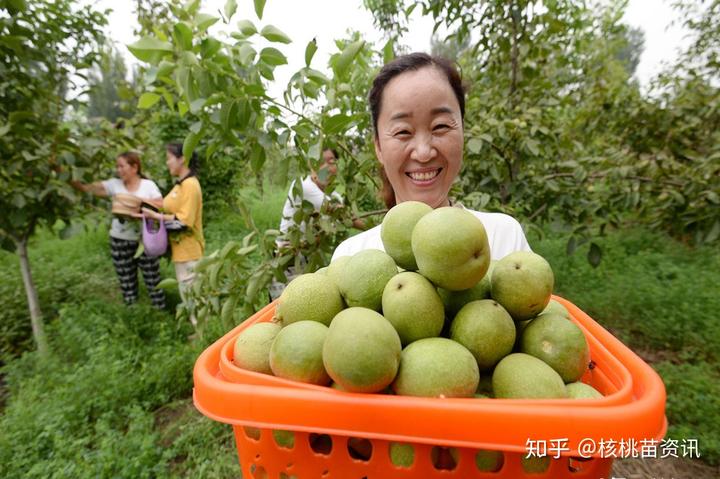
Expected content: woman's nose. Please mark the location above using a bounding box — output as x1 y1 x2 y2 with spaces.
410 134 437 162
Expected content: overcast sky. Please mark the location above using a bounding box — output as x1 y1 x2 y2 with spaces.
94 0 691 96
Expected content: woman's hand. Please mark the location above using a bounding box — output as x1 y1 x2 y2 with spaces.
143 198 164 208
70 180 108 197
134 207 162 220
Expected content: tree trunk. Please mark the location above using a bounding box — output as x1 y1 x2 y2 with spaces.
16 238 49 357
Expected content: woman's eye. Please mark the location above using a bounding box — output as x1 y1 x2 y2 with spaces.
433 124 450 131
394 130 411 137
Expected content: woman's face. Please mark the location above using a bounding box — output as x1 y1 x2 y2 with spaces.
166 151 184 177
314 149 338 188
116 157 138 181
374 66 463 208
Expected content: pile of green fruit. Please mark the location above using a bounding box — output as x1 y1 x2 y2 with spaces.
234 202 602 401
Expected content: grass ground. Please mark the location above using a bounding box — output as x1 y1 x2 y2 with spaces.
0 188 718 477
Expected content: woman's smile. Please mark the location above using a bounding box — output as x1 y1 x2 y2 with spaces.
406 167 443 184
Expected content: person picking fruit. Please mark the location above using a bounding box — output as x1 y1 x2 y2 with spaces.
70 151 166 309
269 148 364 300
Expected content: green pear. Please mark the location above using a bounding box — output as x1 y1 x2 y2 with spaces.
492 353 567 399
276 273 344 326
327 255 350 287
389 442 415 468
337 249 397 311
521 455 551 473
412 207 491 291
382 272 445 345
381 200 433 270
540 298 571 319
566 381 603 399
450 299 516 371
392 337 479 398
233 322 282 374
272 429 295 448
475 450 503 472
520 313 590 383
269 320 330 385
437 260 495 319
490 251 554 320
323 307 402 393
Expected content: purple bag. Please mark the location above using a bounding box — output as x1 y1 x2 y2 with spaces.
142 214 168 258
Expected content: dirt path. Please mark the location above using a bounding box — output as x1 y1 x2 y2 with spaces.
613 457 719 479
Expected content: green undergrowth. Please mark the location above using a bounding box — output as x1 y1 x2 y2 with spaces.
1 208 717 475
533 228 719 465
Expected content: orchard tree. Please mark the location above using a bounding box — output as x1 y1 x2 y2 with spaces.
0 0 109 355
87 46 136 122
365 0 718 252
130 0 386 328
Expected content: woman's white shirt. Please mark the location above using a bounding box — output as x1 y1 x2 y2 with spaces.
331 207 531 262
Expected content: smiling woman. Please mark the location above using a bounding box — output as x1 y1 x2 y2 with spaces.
332 52 531 262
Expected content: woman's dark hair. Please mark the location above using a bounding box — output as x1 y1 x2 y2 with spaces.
117 151 146 179
323 148 339 160
166 143 200 175
368 53 466 209
369 52 466 137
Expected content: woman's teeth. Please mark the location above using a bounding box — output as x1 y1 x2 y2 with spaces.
408 170 440 181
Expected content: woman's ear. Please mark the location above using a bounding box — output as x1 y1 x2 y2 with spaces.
374 135 383 166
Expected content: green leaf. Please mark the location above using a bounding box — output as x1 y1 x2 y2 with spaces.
238 245 258 255
260 25 291 44
184 0 200 15
220 101 237 131
190 98 206 113
156 278 179 291
237 20 257 36
332 40 364 77
525 139 540 156
467 138 483 154
156 60 175 79
250 143 266 173
305 68 330 84
258 63 275 81
224 0 238 21
127 37 173 63
183 130 202 160
382 38 395 64
259 47 287 66
305 38 317 66
162 92 175 110
137 92 161 109
189 120 203 134
323 114 353 134
6 0 27 14
566 236 577 255
254 0 266 19
173 22 193 50
220 296 237 326
308 140 322 161
196 13 219 32
237 43 257 65
587 242 602 268
705 221 720 243
201 37 222 58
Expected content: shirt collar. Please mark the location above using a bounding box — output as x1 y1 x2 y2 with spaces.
176 171 196 185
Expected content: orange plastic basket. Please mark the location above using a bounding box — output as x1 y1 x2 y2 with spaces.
193 296 667 478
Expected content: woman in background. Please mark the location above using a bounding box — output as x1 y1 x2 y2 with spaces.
141 144 204 324
71 151 166 308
